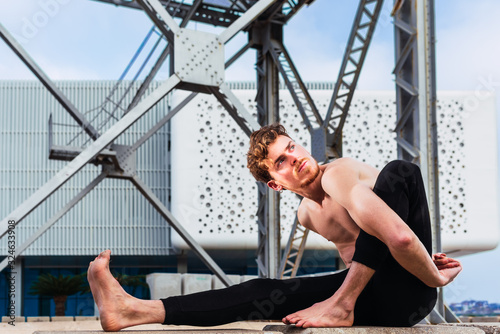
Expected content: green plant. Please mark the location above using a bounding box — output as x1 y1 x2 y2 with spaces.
29 273 86 316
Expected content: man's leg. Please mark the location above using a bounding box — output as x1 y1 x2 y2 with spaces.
89 249 351 329
161 270 350 326
352 160 437 326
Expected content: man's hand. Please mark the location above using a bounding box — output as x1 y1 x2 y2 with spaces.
282 293 354 328
433 253 462 287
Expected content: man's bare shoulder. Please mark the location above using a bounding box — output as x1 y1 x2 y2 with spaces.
323 157 358 174
322 158 360 188
321 158 379 197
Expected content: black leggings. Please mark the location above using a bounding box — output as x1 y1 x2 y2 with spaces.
161 160 437 327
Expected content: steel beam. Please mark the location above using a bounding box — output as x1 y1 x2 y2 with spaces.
219 0 278 44
416 0 440 254
416 0 442 319
140 0 180 34
132 91 197 151
0 22 100 141
132 38 253 150
393 0 443 321
268 39 322 132
130 175 234 287
90 0 247 27
226 42 253 68
0 173 107 273
213 83 260 134
394 0 418 162
126 44 172 114
180 0 203 28
323 0 384 159
136 0 176 42
0 75 181 239
253 23 281 278
279 213 309 278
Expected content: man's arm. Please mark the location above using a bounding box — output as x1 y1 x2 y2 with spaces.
323 163 456 288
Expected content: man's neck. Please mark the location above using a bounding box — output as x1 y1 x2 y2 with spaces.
293 169 326 204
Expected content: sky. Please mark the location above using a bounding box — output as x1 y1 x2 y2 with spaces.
0 0 499 304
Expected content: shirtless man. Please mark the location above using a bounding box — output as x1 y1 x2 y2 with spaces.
88 123 462 331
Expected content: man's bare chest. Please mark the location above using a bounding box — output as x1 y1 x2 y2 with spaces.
302 199 360 245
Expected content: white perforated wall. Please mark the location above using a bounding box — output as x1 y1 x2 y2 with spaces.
171 89 498 255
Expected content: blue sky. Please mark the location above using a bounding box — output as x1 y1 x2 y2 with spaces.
0 0 499 304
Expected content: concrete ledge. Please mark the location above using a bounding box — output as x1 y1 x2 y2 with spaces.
34 330 274 334
51 316 75 321
1 316 24 323
263 324 486 333
460 317 500 323
74 316 99 321
26 316 51 322
441 323 500 334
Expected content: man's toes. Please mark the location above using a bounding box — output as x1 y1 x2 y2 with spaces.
99 250 111 259
295 319 306 327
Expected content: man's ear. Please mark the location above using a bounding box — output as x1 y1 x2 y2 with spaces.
267 180 283 192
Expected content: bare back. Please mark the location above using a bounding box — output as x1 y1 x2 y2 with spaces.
297 158 380 267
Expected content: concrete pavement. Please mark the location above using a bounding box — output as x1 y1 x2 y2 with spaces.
1 319 499 334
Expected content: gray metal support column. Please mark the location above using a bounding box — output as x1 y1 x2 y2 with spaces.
394 0 445 322
253 21 282 278
416 0 440 259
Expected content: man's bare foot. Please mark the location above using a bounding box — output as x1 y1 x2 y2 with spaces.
282 297 354 328
88 250 165 331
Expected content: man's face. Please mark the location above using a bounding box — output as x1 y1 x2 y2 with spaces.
266 135 320 192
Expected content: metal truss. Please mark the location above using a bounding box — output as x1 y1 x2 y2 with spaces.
279 213 309 278
1 1 450 318
253 21 282 277
268 39 322 133
393 0 458 324
0 0 294 288
323 0 384 160
91 0 310 27
0 0 328 295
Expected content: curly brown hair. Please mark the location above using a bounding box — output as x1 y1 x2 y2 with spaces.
247 123 291 183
